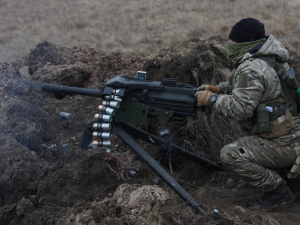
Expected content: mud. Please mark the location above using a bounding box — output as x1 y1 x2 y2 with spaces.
0 38 300 224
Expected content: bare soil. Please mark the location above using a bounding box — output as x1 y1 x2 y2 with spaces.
1 37 300 225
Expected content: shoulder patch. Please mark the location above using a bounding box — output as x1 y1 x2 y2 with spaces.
237 73 248 88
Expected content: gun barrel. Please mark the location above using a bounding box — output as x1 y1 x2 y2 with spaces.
42 83 103 97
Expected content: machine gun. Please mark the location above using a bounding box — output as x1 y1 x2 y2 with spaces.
42 74 224 214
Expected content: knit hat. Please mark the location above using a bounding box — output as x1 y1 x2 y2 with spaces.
229 18 266 43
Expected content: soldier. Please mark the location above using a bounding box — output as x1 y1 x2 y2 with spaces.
195 18 300 209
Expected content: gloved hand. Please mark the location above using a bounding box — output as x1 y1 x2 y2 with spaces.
195 91 213 106
198 85 220 93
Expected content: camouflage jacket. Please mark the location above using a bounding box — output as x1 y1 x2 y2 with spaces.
213 35 292 134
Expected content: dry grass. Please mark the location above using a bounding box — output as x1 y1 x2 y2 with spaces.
0 0 300 62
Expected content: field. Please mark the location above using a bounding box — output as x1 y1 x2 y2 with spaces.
1 0 300 62
1 0 300 224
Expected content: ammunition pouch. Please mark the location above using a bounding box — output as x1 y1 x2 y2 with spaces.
259 103 294 139
256 103 270 134
256 98 294 139
253 56 298 138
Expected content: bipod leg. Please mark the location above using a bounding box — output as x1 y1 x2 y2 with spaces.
153 153 164 185
168 162 173 175
168 158 174 175
153 154 163 185
111 122 206 214
153 151 173 184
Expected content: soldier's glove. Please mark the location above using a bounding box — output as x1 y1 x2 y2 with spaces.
195 91 213 106
198 85 220 93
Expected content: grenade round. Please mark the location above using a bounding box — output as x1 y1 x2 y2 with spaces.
94 114 112 122
111 89 121 95
102 100 120 109
88 143 97 149
114 96 122 102
59 112 73 120
92 140 111 147
92 132 111 139
98 105 115 115
93 123 111 130
104 95 122 102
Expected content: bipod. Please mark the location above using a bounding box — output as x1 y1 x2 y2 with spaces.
109 122 225 214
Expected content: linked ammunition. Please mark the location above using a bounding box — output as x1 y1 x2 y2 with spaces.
93 123 111 130
94 114 112 122
111 89 121 94
92 140 111 147
98 105 115 115
104 95 122 102
92 132 111 139
102 100 120 109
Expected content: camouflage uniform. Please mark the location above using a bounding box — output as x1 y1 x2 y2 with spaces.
214 35 299 191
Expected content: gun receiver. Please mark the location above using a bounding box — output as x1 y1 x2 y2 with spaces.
43 75 199 125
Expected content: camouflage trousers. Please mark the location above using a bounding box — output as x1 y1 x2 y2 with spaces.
220 135 296 191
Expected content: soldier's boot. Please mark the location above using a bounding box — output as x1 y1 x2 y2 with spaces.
287 175 300 199
247 182 294 209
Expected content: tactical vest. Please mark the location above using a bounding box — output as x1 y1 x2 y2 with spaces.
229 56 298 138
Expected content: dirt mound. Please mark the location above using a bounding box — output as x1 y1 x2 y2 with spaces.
0 137 42 206
0 42 144 224
143 36 231 85
91 184 170 224
0 38 300 225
